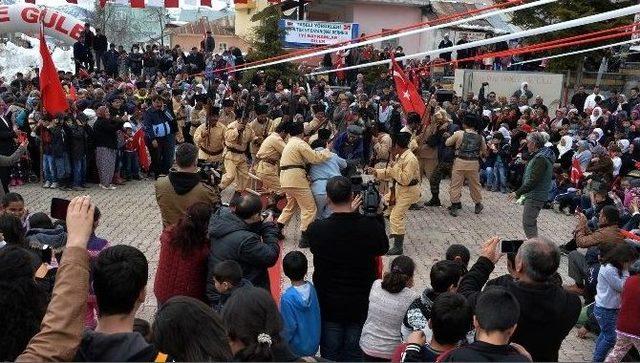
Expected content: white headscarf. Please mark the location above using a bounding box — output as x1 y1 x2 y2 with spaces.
557 135 573 157
618 139 630 153
590 107 602 125
498 125 511 141
592 127 604 141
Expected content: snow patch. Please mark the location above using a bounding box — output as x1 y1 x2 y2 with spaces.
0 35 75 80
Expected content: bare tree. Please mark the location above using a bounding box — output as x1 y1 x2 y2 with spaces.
90 0 144 48
144 8 169 46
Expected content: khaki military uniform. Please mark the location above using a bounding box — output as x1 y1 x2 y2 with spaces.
305 117 335 144
219 121 255 191
401 126 420 154
372 132 393 196
193 122 226 163
255 132 286 193
248 118 272 159
417 122 438 179
375 148 421 235
189 107 206 137
277 136 332 232
446 129 487 204
219 109 236 126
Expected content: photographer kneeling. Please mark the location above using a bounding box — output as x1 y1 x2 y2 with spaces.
155 143 221 227
307 176 389 361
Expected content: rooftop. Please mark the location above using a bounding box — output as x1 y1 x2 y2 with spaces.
168 16 236 36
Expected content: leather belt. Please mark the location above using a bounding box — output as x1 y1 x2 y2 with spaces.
398 179 419 187
201 147 223 156
456 156 478 161
227 147 246 154
258 158 279 166
280 165 305 171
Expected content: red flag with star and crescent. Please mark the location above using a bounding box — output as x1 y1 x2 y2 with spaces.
391 56 426 120
570 157 583 186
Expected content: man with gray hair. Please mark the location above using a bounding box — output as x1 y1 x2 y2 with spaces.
508 131 555 238
458 237 581 362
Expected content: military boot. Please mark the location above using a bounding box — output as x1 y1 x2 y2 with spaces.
386 234 405 255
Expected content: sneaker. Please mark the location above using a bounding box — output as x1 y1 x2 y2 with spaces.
552 202 561 213
100 184 117 190
43 181 51 188
563 207 573 216
50 182 59 189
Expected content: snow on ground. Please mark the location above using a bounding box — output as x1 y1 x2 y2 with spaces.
0 35 74 80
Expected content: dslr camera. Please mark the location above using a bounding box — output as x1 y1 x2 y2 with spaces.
197 160 222 187
351 174 381 217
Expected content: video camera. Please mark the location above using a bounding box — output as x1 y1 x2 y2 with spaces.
351 173 381 217
197 160 222 187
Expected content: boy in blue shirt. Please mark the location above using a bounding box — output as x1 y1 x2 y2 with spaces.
280 251 321 357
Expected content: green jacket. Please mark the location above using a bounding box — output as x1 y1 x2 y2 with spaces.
516 147 555 202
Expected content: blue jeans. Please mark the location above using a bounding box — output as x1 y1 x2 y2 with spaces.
123 151 140 179
493 160 507 192
320 321 363 362
165 133 176 171
72 156 86 187
43 154 56 183
54 153 71 180
485 166 495 189
593 305 618 361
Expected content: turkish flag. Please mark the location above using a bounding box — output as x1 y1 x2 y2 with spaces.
66 0 78 3
234 0 249 4
39 23 69 117
133 128 151 171
335 55 345 81
201 0 212 6
391 56 426 119
570 157 583 186
99 0 107 8
68 84 78 101
131 0 145 8
165 0 179 7
25 0 35 3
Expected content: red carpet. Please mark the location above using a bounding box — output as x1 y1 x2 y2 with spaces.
268 240 284 305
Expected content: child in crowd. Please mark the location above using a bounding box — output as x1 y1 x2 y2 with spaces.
85 207 110 329
25 212 66 261
593 243 638 362
401 260 465 341
36 116 55 188
605 267 640 362
211 260 251 313
280 251 321 357
439 287 532 361
445 244 471 273
122 122 141 180
50 116 72 190
1 192 29 230
400 293 473 362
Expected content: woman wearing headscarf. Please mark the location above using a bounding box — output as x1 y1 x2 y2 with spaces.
92 106 123 190
574 140 593 173
589 127 604 147
618 139 634 177
586 144 614 185
556 135 574 172
590 107 604 127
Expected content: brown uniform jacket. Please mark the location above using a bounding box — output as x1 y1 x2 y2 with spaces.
224 121 255 162
372 133 392 163
279 136 331 188
193 122 226 162
575 224 624 248
17 247 90 362
446 129 487 170
256 132 286 176
375 148 421 188
248 118 272 155
417 122 438 159
219 110 236 126
155 172 219 227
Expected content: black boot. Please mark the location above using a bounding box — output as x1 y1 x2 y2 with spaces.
386 234 404 255
448 203 462 217
475 203 484 214
298 231 309 248
277 222 286 240
424 197 441 207
409 203 423 210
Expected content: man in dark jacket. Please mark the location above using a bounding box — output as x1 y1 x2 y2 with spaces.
438 34 453 61
570 85 588 113
206 194 280 306
307 176 389 361
201 31 216 53
73 39 91 74
508 132 555 238
0 99 17 193
458 237 581 362
185 47 205 74
143 95 174 178
103 43 119 79
93 28 108 71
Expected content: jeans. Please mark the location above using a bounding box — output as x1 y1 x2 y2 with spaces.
146 136 172 179
593 306 618 362
313 193 332 220
54 153 71 180
72 156 86 187
523 198 545 238
122 151 140 179
485 166 494 189
43 154 56 183
493 160 508 192
320 321 363 362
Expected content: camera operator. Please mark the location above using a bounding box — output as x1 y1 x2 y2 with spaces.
365 131 421 255
307 176 389 361
155 143 220 227
206 193 280 308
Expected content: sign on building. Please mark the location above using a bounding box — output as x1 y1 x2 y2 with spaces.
278 19 359 48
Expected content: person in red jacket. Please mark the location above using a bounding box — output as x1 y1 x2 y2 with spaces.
605 274 640 362
154 202 212 305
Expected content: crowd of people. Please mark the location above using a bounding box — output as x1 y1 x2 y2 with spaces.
1 25 640 363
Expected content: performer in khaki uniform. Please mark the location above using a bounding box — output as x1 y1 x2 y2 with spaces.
255 121 289 193
367 131 420 255
219 114 255 195
370 123 392 196
401 112 422 155
305 104 335 144
277 122 332 247
219 98 236 126
248 104 272 160
193 105 226 164
446 114 486 217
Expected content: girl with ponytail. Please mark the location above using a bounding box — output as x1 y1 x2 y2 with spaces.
360 255 420 361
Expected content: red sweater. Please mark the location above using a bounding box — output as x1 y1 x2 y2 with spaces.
153 227 210 305
617 275 640 337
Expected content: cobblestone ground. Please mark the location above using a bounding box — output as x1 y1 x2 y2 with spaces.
15 179 594 362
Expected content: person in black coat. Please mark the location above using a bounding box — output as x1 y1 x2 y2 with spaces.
307 176 389 362
201 31 216 53
457 237 581 362
438 34 453 62
103 44 120 79
0 101 17 193
206 195 280 307
93 28 108 71
73 39 91 74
